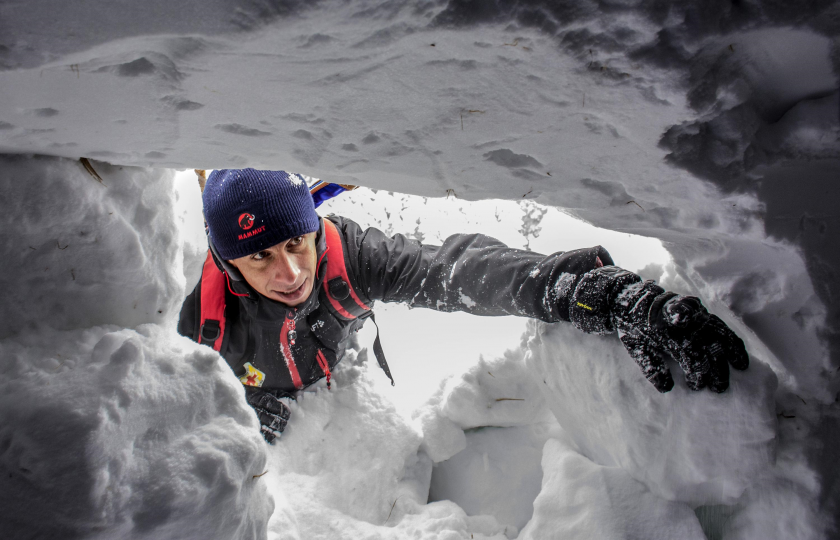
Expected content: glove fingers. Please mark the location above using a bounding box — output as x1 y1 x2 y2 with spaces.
679 315 748 392
257 408 289 434
245 388 291 442
708 315 750 371
263 398 291 419
260 426 277 443
707 347 730 393
674 346 710 391
619 330 674 393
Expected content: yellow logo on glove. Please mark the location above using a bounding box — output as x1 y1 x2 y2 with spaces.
240 362 266 387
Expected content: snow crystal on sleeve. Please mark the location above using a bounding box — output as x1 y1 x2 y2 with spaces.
553 272 576 299
458 288 476 308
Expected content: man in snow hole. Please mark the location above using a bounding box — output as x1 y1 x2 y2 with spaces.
179 169 749 442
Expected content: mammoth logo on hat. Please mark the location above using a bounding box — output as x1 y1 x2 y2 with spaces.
238 213 255 230
237 212 266 241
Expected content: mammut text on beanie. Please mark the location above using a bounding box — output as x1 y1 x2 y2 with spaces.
203 169 320 260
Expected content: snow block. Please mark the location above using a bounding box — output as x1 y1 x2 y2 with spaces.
518 439 706 540
424 351 562 534
411 349 556 466
429 424 558 535
0 155 186 339
527 320 778 506
0 325 271 539
439 351 555 430
414 406 467 463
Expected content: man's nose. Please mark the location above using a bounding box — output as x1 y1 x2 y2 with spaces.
271 252 300 286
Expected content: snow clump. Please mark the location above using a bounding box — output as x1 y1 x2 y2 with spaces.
0 157 272 539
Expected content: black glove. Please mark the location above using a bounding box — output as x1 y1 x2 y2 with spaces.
245 387 292 443
568 266 749 393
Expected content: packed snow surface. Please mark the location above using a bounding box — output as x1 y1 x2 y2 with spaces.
0 159 271 539
0 1 838 539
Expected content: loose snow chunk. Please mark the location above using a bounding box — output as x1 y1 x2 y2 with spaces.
266 355 427 526
414 406 467 463
263 353 509 540
527 320 778 506
0 325 271 540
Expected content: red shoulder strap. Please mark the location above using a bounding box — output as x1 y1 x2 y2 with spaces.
323 218 371 320
198 251 227 352
321 219 394 386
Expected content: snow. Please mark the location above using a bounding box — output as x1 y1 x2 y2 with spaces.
0 159 271 539
260 349 517 540
430 423 552 536
520 438 707 540
528 319 778 506
426 351 558 534
0 157 185 338
1 1 839 539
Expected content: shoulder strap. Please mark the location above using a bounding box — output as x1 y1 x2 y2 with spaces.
321 218 394 386
198 251 227 352
322 218 372 320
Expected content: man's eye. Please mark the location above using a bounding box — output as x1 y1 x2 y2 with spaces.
290 236 303 246
252 251 269 261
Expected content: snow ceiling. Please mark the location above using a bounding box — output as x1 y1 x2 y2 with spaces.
1 0 839 538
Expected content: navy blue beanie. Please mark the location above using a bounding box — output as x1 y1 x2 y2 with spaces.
203 168 320 260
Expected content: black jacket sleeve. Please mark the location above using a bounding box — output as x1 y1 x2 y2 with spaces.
332 216 613 323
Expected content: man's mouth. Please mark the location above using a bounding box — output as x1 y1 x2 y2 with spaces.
274 280 307 303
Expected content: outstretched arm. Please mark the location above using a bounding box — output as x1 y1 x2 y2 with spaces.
334 215 749 393
333 215 610 322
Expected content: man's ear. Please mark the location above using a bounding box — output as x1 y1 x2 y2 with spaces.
221 257 245 282
208 236 245 281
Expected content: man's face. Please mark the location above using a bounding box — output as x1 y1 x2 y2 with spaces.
229 232 318 307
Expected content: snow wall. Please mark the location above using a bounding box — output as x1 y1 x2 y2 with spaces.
1 1 839 539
